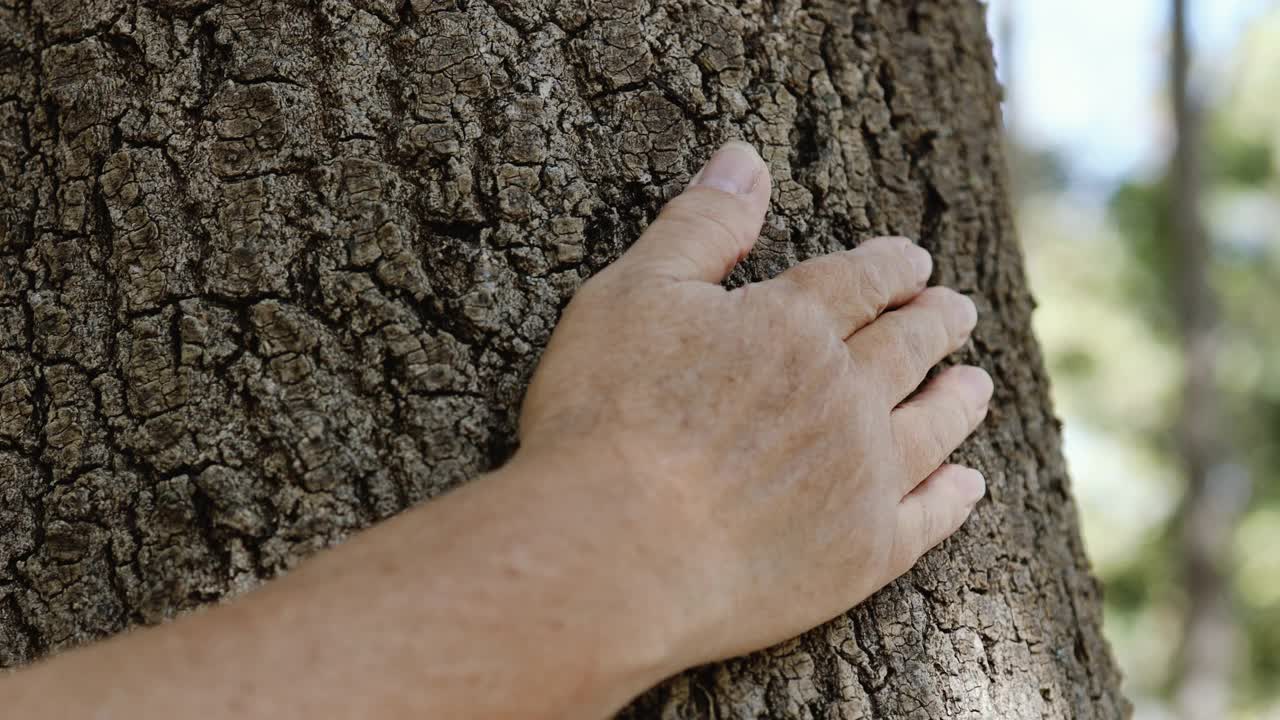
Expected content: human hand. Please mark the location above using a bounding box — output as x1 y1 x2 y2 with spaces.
516 141 992 670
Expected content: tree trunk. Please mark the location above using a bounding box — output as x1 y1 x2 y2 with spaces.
1168 1 1245 716
0 0 1126 716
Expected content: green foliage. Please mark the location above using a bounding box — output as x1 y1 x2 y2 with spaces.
1209 130 1274 186
1106 179 1178 336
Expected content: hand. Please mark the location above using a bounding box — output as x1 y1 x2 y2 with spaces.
516 141 993 669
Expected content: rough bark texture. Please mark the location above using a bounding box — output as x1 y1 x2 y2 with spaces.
0 0 1127 716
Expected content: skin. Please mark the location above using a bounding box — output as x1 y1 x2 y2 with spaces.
0 141 992 719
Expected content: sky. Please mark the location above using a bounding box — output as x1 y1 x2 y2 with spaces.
985 0 1276 186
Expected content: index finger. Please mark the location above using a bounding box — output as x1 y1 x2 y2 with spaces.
762 237 932 338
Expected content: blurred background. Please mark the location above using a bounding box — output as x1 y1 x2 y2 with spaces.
985 0 1280 717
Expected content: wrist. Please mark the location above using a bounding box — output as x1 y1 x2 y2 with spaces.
493 439 715 683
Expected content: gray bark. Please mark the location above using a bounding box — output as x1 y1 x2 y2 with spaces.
0 0 1127 717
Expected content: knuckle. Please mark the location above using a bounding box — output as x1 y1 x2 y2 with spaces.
927 309 954 353
853 258 891 315
777 261 822 297
662 193 745 257
922 412 953 464
887 325 925 384
908 318 940 367
769 273 829 324
896 302 948 364
919 504 939 550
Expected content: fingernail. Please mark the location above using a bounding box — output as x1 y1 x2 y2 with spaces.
691 141 762 195
906 243 932 280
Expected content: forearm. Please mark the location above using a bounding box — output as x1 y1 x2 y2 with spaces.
0 451 676 720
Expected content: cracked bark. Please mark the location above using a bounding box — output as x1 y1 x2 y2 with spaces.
0 0 1127 717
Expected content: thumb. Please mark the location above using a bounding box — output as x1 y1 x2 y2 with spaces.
619 141 772 283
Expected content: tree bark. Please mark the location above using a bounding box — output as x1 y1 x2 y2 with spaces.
0 0 1126 716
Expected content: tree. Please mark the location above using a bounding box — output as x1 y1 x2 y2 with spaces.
1168 0 1244 716
0 0 1127 716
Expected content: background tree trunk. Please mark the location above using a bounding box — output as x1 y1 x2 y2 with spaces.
1168 1 1245 716
0 0 1127 716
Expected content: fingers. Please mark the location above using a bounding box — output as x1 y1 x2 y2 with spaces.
893 464 985 570
892 365 993 490
846 286 978 406
765 237 932 338
617 141 773 283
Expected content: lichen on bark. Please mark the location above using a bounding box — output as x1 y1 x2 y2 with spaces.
0 0 1127 717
